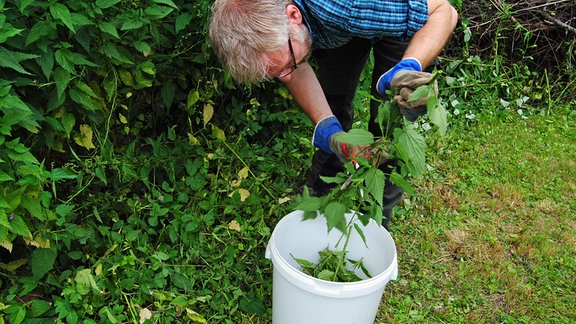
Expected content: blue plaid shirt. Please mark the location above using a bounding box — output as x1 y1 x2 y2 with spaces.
293 0 428 49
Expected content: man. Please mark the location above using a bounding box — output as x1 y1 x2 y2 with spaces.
209 0 458 227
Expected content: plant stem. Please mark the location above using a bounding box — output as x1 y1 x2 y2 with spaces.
332 213 356 281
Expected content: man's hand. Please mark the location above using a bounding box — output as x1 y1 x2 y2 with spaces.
390 70 438 109
313 116 388 164
377 58 438 110
328 135 388 166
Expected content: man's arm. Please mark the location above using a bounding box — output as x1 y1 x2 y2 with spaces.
283 62 332 124
403 0 459 68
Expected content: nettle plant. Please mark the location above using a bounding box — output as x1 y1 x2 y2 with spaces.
292 78 447 282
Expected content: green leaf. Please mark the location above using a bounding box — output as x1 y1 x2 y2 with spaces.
98 22 120 39
294 196 323 212
408 84 432 103
239 297 266 315
134 41 151 54
121 18 145 31
161 81 176 109
55 49 75 74
54 67 71 100
6 214 32 238
51 168 78 180
75 81 99 98
365 167 385 207
353 223 368 247
56 204 75 217
70 13 95 28
171 272 194 291
145 6 174 19
187 89 200 109
0 46 38 75
394 123 427 176
69 88 95 110
427 96 448 136
95 166 108 185
140 61 155 75
17 0 36 14
31 248 56 280
318 269 335 281
175 13 192 33
31 299 52 317
154 0 179 9
26 20 56 46
6 139 39 164
0 93 32 112
50 3 75 33
333 128 374 145
75 269 101 295
36 50 55 81
102 44 134 65
324 201 347 233
0 26 24 43
61 112 76 136
0 170 14 182
95 0 121 9
390 171 415 196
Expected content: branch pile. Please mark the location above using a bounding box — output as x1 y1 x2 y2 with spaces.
446 0 576 75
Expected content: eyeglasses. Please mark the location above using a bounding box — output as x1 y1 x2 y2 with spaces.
277 37 298 79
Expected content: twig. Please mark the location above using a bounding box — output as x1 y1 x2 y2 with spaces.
537 11 576 35
514 0 574 13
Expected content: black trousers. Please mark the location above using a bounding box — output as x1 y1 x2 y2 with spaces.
305 37 416 228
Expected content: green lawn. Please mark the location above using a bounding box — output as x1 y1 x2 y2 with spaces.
376 110 576 323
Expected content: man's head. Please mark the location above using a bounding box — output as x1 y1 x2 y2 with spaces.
209 0 311 83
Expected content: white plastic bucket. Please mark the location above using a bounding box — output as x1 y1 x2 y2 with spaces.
265 210 398 324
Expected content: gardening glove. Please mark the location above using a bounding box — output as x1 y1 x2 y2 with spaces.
376 58 438 112
312 116 388 165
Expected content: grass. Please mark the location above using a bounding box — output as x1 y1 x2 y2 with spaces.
375 109 576 323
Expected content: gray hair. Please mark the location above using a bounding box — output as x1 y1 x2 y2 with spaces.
209 0 294 83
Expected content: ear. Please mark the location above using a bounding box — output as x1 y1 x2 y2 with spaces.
286 4 303 25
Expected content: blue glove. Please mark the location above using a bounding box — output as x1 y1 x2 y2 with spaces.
312 116 344 154
376 58 422 96
313 115 390 164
